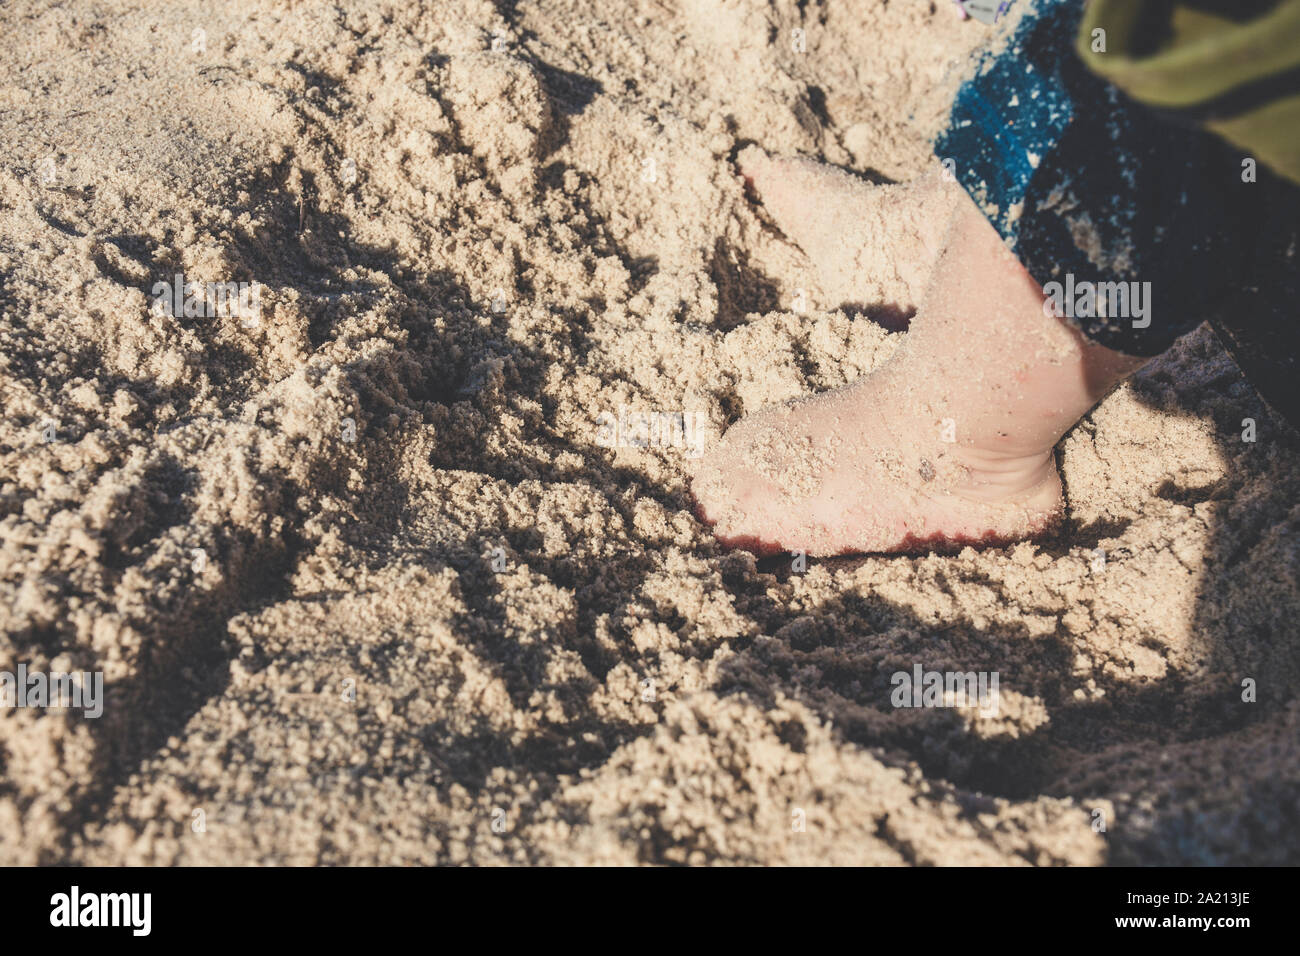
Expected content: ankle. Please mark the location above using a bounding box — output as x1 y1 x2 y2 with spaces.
948 444 1058 501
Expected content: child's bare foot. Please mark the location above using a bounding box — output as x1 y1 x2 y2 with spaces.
738 146 961 317
692 194 1147 556
690 372 1065 556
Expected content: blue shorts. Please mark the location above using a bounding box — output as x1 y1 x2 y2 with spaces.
933 0 1299 359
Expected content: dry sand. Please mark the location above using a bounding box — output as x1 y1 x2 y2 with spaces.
2 0 1298 865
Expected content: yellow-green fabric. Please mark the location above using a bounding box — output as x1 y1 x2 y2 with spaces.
1077 0 1300 184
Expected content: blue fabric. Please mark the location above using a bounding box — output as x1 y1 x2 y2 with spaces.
936 0 1074 245
929 0 1293 357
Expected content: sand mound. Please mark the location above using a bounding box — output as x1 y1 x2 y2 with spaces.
2 0 1297 865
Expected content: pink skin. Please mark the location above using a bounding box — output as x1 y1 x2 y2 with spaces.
690 151 1147 556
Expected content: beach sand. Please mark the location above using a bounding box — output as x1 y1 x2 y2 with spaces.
2 0 1298 865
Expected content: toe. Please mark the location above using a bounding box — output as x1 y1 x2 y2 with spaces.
736 145 771 189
